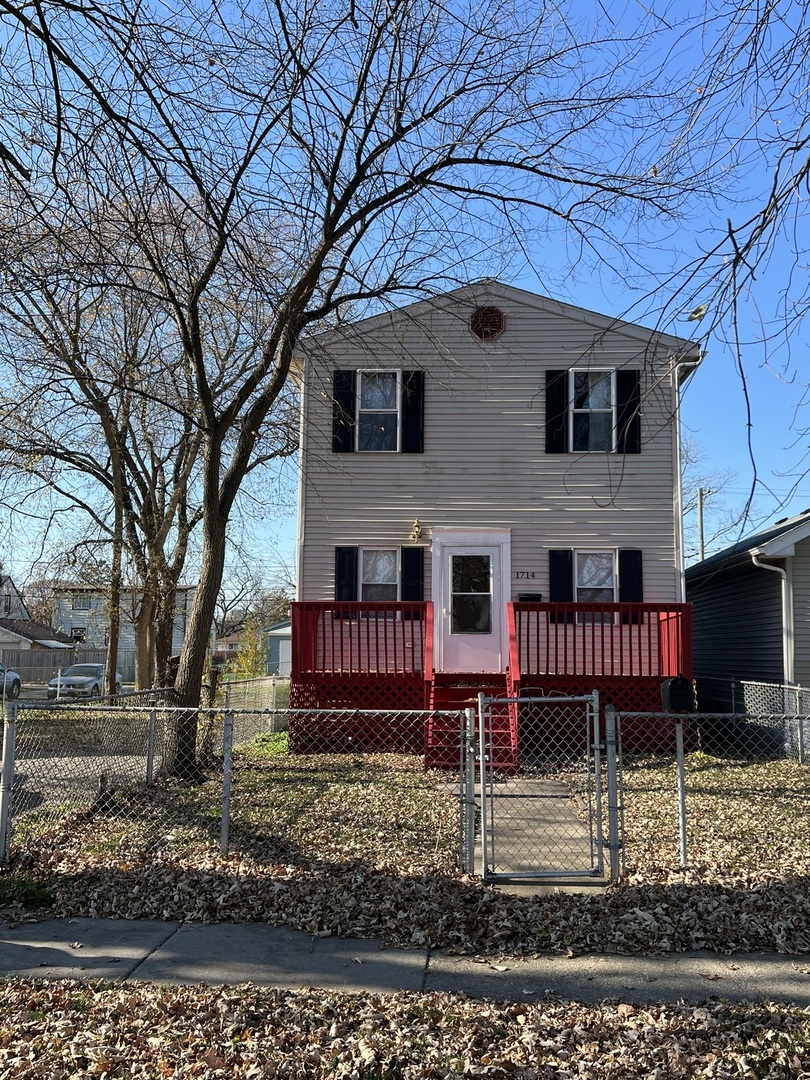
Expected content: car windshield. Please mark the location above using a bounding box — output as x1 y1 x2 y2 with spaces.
62 665 102 677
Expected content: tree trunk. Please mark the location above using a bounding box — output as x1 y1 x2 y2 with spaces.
171 442 229 777
106 515 123 696
133 592 156 689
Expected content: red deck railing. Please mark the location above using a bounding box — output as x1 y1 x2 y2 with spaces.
291 601 432 677
508 602 692 680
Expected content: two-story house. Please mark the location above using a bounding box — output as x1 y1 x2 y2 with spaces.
291 281 698 762
52 585 196 653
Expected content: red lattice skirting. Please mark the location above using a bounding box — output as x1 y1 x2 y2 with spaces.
519 675 677 753
289 675 426 754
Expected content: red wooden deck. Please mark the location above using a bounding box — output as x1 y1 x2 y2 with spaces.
289 600 692 756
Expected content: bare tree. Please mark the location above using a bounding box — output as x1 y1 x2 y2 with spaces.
0 0 719 753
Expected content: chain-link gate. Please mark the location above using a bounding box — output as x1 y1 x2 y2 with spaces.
468 691 610 882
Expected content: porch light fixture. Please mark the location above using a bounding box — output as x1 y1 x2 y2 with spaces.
409 518 423 542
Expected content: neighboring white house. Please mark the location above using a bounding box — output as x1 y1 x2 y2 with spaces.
52 585 197 652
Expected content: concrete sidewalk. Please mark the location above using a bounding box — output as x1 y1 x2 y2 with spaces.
2 917 810 1004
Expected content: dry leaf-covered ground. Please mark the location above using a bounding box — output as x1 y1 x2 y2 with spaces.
3 742 810 958
1 979 809 1078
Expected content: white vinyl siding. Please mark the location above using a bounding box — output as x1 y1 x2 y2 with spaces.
297 284 690 605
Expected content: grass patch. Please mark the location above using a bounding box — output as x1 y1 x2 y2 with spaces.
619 752 810 881
0 870 55 908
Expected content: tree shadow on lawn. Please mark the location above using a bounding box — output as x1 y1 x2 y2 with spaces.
9 832 810 958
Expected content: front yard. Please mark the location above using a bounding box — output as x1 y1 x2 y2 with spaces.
4 736 810 1076
4 735 810 957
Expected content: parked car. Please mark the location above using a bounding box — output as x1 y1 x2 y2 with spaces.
0 662 21 699
47 664 122 700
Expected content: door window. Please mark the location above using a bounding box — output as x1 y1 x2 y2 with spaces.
451 554 492 633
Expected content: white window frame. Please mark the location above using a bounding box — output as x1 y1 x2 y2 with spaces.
72 594 92 611
356 370 402 453
568 369 616 453
574 549 617 623
359 547 400 601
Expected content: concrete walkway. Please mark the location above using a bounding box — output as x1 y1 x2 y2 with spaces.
2 917 810 1004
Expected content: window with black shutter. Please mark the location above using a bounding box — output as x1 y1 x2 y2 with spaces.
545 368 641 454
334 545 425 605
331 369 424 453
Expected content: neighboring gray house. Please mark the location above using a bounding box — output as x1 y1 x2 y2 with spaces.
685 509 810 707
52 584 196 652
266 619 291 677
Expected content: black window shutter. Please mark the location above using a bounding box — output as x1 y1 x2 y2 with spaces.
401 370 424 453
618 549 643 601
548 550 574 601
619 548 643 623
332 370 356 453
400 546 424 611
334 546 358 601
615 369 641 454
545 370 568 453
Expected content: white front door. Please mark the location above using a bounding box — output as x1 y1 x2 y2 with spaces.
432 530 510 673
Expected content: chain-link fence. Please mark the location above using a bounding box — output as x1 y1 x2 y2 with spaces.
0 700 290 865
695 674 810 716
0 701 460 871
218 676 290 711
615 709 809 880
474 693 617 882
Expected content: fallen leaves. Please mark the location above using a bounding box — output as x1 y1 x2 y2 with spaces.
0 980 808 1078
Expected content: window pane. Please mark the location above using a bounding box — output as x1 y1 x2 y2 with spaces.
573 412 612 451
358 413 398 451
578 587 614 603
573 371 611 410
577 553 614 590
452 595 492 633
452 555 490 593
363 549 397 584
362 583 398 601
360 372 397 410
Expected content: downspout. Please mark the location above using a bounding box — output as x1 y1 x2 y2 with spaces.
674 354 703 602
751 552 794 684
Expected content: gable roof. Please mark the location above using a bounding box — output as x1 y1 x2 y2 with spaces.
298 279 701 365
0 618 74 647
686 508 810 581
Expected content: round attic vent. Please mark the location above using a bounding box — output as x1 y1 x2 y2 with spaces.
470 305 505 341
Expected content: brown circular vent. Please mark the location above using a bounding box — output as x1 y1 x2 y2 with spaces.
470 305 505 340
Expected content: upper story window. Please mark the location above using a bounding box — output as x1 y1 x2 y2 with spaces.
332 369 424 454
2 594 10 615
571 371 615 452
72 594 92 611
545 368 641 454
357 372 400 452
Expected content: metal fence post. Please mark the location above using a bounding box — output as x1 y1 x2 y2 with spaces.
145 701 157 786
477 692 489 879
604 704 621 882
675 716 688 867
0 701 18 866
220 710 234 856
463 708 476 873
798 714 806 766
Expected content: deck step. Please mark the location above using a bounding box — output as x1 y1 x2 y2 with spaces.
425 673 518 771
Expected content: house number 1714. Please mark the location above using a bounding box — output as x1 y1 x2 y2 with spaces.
513 571 536 579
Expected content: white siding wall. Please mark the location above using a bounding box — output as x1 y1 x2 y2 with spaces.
298 284 689 604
